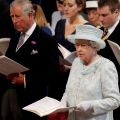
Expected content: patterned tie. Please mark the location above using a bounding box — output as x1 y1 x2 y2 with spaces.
102 28 108 40
16 33 25 51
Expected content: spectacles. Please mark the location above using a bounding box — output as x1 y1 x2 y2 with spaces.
75 43 90 49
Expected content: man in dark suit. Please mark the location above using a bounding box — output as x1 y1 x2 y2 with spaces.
98 0 120 120
0 0 59 120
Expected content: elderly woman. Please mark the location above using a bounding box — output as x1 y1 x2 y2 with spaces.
61 25 120 120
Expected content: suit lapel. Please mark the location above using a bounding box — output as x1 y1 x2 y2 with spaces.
16 26 41 53
108 20 120 45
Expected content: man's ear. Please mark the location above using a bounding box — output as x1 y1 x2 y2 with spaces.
113 9 120 18
28 12 33 17
113 9 119 14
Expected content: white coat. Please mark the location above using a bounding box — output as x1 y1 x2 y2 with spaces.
61 56 120 120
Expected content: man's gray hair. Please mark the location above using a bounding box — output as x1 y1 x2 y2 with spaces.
10 0 34 15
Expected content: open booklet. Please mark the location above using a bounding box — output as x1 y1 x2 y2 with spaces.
0 55 29 76
58 43 77 66
23 96 75 117
0 38 10 54
0 38 29 76
107 40 120 65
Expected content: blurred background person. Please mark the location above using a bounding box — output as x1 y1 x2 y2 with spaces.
85 0 102 28
55 0 88 52
61 24 120 120
51 0 65 35
98 0 120 119
54 0 88 102
33 3 52 35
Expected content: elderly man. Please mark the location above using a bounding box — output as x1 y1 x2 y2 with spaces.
0 0 60 120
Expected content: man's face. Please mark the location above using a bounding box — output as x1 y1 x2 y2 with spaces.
10 5 32 32
98 5 119 28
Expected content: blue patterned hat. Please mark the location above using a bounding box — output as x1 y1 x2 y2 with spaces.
67 25 106 49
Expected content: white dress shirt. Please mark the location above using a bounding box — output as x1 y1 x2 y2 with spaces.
16 22 37 51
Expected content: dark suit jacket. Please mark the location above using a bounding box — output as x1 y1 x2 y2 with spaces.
99 21 120 76
5 25 60 105
55 19 76 52
99 21 120 120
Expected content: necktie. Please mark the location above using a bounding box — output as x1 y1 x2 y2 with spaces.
16 33 25 51
102 28 108 40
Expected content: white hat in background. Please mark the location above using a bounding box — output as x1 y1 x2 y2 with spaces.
67 25 106 50
86 1 98 8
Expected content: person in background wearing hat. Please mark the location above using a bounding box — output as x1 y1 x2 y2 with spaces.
51 0 65 35
60 24 120 120
85 0 102 28
98 0 120 119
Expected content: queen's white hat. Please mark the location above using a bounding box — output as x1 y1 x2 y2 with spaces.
67 25 106 50
86 1 98 8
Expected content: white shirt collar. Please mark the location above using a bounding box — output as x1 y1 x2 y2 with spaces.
22 22 37 43
108 18 119 36
16 22 37 51
25 22 36 37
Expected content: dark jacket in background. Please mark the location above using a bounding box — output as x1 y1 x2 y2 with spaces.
99 21 120 120
0 0 15 38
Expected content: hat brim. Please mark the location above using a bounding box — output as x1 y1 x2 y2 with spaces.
67 34 106 49
86 1 98 8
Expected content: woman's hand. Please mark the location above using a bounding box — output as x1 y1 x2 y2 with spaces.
76 101 93 113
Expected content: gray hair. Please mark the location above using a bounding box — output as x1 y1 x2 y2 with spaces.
10 0 34 15
89 41 100 51
75 39 100 51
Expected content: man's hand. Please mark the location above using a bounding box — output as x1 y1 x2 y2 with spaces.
7 73 24 85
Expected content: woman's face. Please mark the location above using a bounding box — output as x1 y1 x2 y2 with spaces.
75 39 96 65
56 1 64 12
63 0 81 19
87 9 100 26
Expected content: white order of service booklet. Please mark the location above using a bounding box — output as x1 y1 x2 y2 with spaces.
107 40 120 65
0 38 10 54
58 43 77 66
23 96 75 117
0 38 29 76
0 55 29 76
